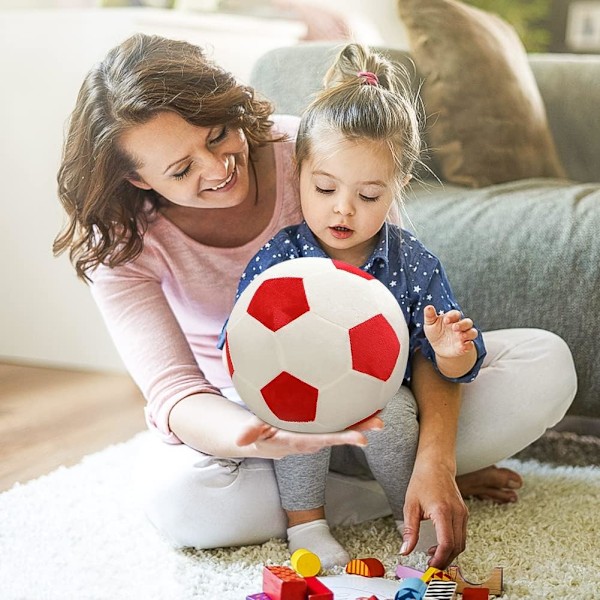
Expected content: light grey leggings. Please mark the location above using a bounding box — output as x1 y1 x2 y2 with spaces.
274 386 419 519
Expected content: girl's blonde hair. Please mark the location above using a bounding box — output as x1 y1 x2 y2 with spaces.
54 34 275 281
295 44 423 198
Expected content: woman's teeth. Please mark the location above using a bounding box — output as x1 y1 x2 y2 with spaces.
209 170 234 191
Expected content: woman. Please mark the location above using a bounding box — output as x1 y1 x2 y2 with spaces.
54 33 577 569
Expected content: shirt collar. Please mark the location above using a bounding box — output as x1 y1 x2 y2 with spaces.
296 220 391 267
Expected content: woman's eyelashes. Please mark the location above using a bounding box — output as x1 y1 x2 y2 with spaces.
209 125 228 146
171 127 229 180
173 164 192 180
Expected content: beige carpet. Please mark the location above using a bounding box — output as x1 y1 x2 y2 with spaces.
1 431 598 599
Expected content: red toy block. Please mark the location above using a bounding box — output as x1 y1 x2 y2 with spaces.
462 587 490 600
305 576 333 600
263 565 307 600
345 557 385 577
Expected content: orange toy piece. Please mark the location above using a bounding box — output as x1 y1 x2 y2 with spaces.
447 566 503 596
291 548 321 577
345 558 385 577
263 565 307 600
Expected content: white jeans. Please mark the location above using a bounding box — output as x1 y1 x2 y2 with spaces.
138 329 577 549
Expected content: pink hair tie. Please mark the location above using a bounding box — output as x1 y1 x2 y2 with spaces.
357 71 379 86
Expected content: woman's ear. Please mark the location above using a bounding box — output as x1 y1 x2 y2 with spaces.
126 175 152 191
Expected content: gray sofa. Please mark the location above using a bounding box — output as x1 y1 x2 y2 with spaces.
250 43 600 428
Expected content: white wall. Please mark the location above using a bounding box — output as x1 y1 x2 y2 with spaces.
0 8 303 372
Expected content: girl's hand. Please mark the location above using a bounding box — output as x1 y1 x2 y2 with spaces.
235 413 383 460
423 305 478 359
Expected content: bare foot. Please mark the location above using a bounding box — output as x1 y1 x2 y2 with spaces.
456 465 523 504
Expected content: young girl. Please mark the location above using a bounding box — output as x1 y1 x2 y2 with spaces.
221 43 489 567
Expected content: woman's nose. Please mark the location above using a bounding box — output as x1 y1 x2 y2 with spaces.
201 153 230 183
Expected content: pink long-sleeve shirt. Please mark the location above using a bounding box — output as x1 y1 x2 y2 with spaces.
90 116 302 443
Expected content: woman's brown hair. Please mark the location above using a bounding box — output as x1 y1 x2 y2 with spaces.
54 33 275 281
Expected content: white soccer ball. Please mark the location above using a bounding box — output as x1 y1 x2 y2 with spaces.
223 257 409 433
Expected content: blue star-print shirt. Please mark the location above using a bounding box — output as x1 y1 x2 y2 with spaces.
219 221 486 384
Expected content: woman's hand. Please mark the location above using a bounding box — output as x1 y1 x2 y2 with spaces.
235 413 383 460
400 457 469 570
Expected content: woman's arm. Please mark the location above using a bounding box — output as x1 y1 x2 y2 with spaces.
169 392 378 459
400 350 469 569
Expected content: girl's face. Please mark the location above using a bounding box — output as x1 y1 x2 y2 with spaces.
120 111 251 210
299 133 398 267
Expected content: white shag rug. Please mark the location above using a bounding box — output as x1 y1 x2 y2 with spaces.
2 432 599 600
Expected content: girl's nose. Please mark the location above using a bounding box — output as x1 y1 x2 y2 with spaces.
334 194 355 216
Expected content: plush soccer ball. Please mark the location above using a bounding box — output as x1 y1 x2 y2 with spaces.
223 257 409 433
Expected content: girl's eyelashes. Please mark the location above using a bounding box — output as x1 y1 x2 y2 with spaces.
315 185 380 202
173 164 192 180
315 186 334 194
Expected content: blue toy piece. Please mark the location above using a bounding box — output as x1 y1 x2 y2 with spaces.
395 576 428 600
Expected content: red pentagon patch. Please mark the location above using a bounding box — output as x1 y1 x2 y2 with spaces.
261 372 318 422
349 314 400 381
247 277 310 331
224 335 234 377
332 259 374 280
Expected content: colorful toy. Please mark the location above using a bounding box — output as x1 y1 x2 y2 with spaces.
447 566 503 596
223 257 409 432
246 594 271 600
394 576 428 600
305 576 334 600
263 565 307 600
291 548 321 577
346 557 386 577
422 579 457 599
395 564 425 579
462 587 490 600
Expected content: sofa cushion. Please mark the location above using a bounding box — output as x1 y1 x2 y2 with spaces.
397 0 565 187
404 178 600 418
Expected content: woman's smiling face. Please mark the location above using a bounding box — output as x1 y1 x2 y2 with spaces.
120 111 251 210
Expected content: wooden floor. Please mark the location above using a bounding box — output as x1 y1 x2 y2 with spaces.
0 362 146 492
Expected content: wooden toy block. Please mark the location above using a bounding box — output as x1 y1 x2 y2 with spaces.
346 557 385 577
462 587 490 600
447 566 503 596
421 567 445 583
422 579 457 599
394 576 428 600
246 594 271 600
291 548 321 577
396 564 425 579
305 576 333 600
263 565 307 600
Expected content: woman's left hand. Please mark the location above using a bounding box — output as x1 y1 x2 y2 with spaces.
400 457 469 570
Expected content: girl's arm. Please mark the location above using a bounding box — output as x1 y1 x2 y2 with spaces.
400 350 469 570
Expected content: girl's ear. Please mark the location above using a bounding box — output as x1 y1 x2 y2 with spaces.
126 175 152 191
400 174 413 188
